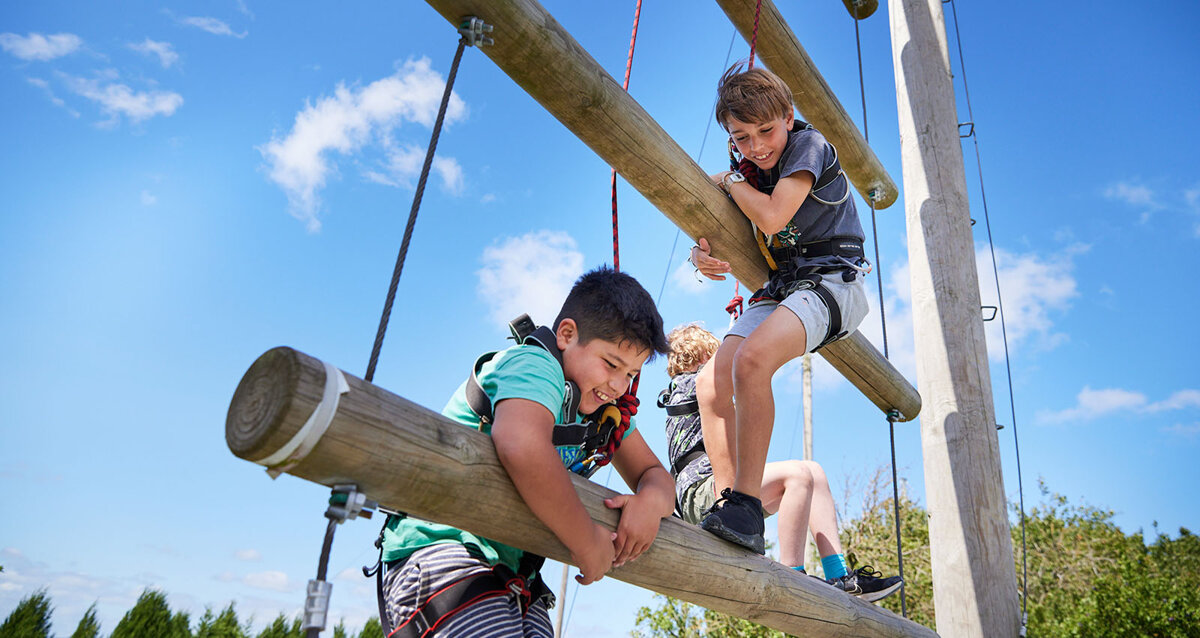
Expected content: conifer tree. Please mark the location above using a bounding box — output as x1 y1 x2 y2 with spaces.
255 613 302 638
111 589 190 638
0 588 53 638
70 603 101 638
194 602 248 638
355 616 383 638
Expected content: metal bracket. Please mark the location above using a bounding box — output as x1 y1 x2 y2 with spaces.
981 305 998 321
326 483 377 523
958 121 975 138
459 16 494 47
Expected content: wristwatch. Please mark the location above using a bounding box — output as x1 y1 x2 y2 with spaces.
721 171 746 193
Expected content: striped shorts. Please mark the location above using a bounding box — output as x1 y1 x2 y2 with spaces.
382 543 554 638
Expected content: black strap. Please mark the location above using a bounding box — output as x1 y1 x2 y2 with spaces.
810 280 845 351
463 319 582 427
799 236 865 260
663 400 699 417
672 448 707 475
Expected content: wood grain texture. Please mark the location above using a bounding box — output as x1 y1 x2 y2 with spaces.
226 347 938 638
890 0 1020 634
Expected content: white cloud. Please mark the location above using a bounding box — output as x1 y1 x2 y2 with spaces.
1104 181 1158 208
480 193 497 204
180 16 247 38
141 190 157 205
1146 389 1200 412
63 74 183 124
976 245 1080 359
477 231 584 329
260 57 467 231
129 38 178 68
235 549 262 561
243 570 293 592
1036 387 1200 425
0 32 81 61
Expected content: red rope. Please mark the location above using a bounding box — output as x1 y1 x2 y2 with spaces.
726 281 744 320
612 0 643 271
748 0 763 69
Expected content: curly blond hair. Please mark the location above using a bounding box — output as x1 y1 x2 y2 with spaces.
667 323 720 377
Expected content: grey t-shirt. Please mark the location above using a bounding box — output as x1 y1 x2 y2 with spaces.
756 125 865 269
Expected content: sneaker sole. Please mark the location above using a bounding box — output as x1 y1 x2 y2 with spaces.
700 516 766 554
859 580 903 603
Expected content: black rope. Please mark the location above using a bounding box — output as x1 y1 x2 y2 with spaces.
365 37 467 383
852 10 907 617
656 29 737 305
945 0 1029 619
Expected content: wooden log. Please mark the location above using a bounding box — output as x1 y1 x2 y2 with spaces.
889 0 1020 635
715 0 898 208
226 347 939 638
423 0 919 421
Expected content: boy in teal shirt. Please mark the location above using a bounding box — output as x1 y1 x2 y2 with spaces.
379 266 674 637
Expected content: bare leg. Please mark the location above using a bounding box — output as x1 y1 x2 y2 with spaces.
802 461 844 558
730 308 809 499
697 336 741 495
760 460 814 568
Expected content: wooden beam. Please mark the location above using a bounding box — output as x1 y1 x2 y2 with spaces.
226 347 939 638
423 0 920 420
714 0 899 209
889 0 1020 635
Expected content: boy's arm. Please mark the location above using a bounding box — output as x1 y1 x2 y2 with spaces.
491 397 616 585
607 429 675 567
710 169 815 235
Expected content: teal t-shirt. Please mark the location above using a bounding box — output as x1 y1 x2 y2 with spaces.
380 344 636 572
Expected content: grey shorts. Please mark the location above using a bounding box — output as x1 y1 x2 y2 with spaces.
728 272 869 353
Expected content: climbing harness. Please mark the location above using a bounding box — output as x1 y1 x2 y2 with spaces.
381 546 552 638
464 314 636 478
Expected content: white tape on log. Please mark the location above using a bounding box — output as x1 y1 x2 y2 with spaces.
253 359 349 478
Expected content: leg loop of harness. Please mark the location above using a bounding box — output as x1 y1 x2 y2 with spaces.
386 562 553 638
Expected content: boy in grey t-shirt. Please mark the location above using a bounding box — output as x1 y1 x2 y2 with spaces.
689 64 871 554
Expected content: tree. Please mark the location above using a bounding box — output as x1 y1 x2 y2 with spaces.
332 619 347 638
355 616 383 638
70 603 102 638
111 589 191 638
0 588 53 638
635 473 1200 638
195 603 248 638
255 613 302 638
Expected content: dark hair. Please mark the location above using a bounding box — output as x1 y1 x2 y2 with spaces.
715 62 794 130
554 266 669 359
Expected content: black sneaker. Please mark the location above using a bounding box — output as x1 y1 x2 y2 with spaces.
829 565 903 602
700 488 765 554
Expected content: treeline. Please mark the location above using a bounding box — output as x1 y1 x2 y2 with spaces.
0 589 383 638
634 474 1200 637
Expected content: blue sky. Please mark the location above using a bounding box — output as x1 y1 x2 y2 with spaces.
2 1 1198 635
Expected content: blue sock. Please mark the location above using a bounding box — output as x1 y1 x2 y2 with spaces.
791 565 806 574
822 554 849 580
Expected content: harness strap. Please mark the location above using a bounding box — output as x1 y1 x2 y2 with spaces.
663 400 699 417
386 563 546 638
672 448 707 475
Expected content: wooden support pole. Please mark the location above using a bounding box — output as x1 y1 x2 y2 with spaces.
423 0 920 421
714 0 899 208
226 347 939 638
888 0 1020 635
